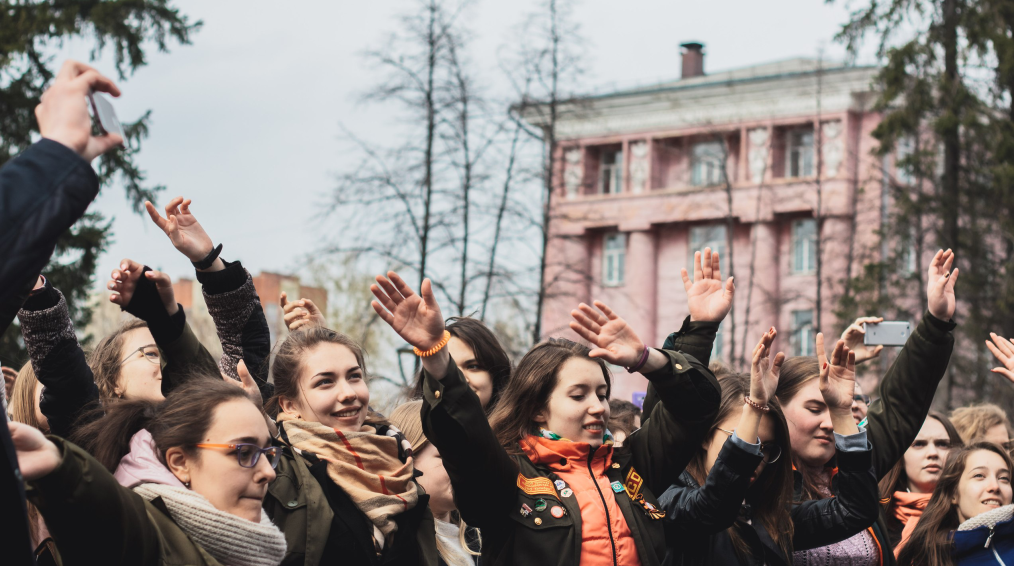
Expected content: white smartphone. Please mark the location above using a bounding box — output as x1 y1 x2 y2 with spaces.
88 92 123 138
863 321 911 347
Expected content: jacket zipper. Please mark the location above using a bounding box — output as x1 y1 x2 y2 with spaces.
986 526 1007 566
588 447 619 566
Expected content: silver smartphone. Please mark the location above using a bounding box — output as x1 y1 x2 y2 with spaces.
88 92 123 138
863 321 911 347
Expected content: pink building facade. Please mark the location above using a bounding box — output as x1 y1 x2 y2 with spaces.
526 46 890 403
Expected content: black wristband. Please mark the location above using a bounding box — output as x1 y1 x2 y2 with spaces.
192 243 223 270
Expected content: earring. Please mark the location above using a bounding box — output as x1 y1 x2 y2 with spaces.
183 477 191 488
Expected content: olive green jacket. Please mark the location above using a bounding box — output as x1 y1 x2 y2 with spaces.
29 438 221 566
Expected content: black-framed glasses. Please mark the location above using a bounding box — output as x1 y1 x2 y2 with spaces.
853 394 871 404
119 344 161 366
195 443 281 469
717 428 782 464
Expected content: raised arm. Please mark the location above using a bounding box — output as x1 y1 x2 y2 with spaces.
371 272 518 529
866 249 957 478
17 276 99 438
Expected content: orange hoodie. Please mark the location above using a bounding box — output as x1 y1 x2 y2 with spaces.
521 435 643 566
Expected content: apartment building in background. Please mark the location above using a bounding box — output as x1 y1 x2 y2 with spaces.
524 42 895 403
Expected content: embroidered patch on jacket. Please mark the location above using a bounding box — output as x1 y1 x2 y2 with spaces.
624 467 644 497
517 474 557 497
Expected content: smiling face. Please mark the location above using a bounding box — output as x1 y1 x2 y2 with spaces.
165 398 276 522
781 379 836 467
535 357 610 447
278 342 370 433
447 336 493 409
952 449 1013 523
116 327 164 402
904 417 955 494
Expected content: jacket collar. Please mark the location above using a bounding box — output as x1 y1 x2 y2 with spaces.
113 428 186 489
520 434 613 469
952 504 1014 556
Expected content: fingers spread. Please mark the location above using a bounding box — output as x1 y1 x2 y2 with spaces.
680 268 692 291
693 251 703 281
370 283 398 313
144 201 168 229
374 275 403 303
702 248 713 279
388 271 415 298
712 250 721 281
593 300 618 320
570 309 602 334
579 303 608 326
569 321 600 345
371 300 394 325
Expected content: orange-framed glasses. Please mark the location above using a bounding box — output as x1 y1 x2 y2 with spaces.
195 443 281 469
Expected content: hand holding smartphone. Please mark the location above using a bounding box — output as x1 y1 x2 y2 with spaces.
88 91 123 139
863 321 911 347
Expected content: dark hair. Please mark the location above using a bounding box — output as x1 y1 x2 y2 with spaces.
607 399 641 439
88 318 149 400
73 378 255 471
685 373 794 561
880 412 965 504
488 338 610 454
267 325 388 427
774 355 828 500
897 443 1014 566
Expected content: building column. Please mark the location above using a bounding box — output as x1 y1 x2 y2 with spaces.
745 221 781 350
612 229 657 404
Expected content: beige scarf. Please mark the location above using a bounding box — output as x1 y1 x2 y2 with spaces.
277 415 419 543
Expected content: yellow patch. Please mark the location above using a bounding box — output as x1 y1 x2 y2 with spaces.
624 467 644 496
517 474 557 497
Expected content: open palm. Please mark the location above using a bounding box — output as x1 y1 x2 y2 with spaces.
817 333 856 411
750 328 784 405
569 301 644 367
371 272 445 350
681 248 735 323
145 197 214 263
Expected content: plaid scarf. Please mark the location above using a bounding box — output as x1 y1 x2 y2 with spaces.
277 415 419 544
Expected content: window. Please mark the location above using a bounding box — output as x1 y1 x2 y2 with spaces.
792 219 817 274
691 141 724 187
785 129 814 178
603 233 626 286
791 310 814 356
895 136 915 184
711 321 725 362
599 150 623 194
688 225 728 273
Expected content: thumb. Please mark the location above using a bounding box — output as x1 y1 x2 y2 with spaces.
279 292 288 309
872 345 884 358
421 278 437 308
946 268 959 291
724 277 735 300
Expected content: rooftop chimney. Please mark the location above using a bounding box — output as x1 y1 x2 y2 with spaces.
681 41 705 79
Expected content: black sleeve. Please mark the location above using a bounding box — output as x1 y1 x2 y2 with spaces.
0 139 100 333
790 438 881 550
643 317 719 419
420 359 518 530
660 438 763 538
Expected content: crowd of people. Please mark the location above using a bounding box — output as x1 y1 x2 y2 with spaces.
4 60 1014 566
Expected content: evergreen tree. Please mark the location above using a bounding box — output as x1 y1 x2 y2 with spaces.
0 1 200 367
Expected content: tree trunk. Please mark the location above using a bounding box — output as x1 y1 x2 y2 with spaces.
532 0 559 344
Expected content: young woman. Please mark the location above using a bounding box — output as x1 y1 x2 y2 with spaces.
880 413 964 554
8 362 55 560
661 328 879 566
950 404 1012 447
370 270 722 566
391 400 480 566
13 379 287 566
896 443 1014 566
263 326 438 566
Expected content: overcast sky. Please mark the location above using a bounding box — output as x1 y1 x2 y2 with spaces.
52 0 877 288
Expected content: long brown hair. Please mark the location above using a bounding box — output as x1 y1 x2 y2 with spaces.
88 318 149 400
488 338 610 454
8 362 52 552
880 413 965 504
774 356 829 500
267 325 388 427
897 443 1014 566
73 378 254 471
685 373 794 561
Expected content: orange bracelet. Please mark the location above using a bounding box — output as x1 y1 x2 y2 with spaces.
413 330 451 357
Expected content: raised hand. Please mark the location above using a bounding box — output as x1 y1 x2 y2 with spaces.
223 360 263 408
817 333 857 412
750 327 785 406
280 292 326 331
108 259 178 315
840 316 885 364
10 421 62 481
927 249 958 321
145 197 219 267
986 333 1014 384
36 60 123 161
569 301 647 367
370 272 445 351
681 248 735 323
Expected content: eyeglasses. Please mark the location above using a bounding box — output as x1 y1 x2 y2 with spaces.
717 428 782 464
119 344 161 366
195 443 281 469
853 394 871 404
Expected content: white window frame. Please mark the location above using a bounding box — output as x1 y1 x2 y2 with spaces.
598 150 623 195
785 128 814 178
791 219 817 274
791 310 815 357
895 135 916 185
603 233 626 287
688 224 728 273
690 141 724 187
